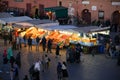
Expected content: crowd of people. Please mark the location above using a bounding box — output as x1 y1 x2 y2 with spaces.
1 29 120 80
3 46 21 80
66 43 83 63
1 33 85 80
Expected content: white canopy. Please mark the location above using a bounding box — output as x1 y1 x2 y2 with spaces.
39 25 78 30
15 19 59 28
72 26 110 33
0 16 33 24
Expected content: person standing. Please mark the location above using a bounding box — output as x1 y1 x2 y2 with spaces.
44 54 50 70
18 35 22 49
10 56 15 68
13 63 19 80
105 42 110 54
28 36 32 51
56 44 60 58
29 64 34 80
57 62 62 80
66 46 70 62
69 46 75 63
75 44 82 63
12 35 17 50
62 62 68 80
36 36 40 51
3 48 7 58
3 48 8 64
15 52 21 68
34 59 41 80
9 31 13 44
16 36 20 50
3 31 8 46
23 34 27 47
47 38 52 53
41 54 45 72
7 46 13 60
41 36 46 52
91 49 96 57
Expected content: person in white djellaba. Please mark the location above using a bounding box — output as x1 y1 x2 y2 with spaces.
34 58 41 80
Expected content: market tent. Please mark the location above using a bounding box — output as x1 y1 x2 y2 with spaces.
0 12 13 18
0 16 33 24
21 19 58 25
44 6 68 19
72 26 110 33
64 29 80 34
89 26 110 32
39 25 78 30
12 22 33 28
15 19 59 28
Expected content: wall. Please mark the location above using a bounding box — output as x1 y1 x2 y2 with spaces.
5 0 120 22
60 0 120 22
6 0 57 10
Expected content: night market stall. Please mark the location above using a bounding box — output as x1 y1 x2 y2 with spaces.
0 16 32 32
14 19 59 44
13 18 110 52
72 26 110 54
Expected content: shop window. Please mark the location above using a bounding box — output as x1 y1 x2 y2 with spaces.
98 11 104 19
14 0 23 2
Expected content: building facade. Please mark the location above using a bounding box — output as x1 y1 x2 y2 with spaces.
2 0 120 25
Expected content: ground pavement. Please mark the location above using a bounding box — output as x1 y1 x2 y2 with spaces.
0 39 120 80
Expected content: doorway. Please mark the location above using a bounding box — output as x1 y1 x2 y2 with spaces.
81 9 91 24
112 10 120 25
111 10 120 32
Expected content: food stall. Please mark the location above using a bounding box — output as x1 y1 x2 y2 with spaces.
14 19 59 44
0 16 33 37
72 26 110 54
14 18 110 51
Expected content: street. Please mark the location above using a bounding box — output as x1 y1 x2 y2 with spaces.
0 39 120 80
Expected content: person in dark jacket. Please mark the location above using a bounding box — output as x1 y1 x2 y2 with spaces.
57 62 62 80
10 56 15 67
15 52 21 68
23 34 27 47
56 44 60 58
47 39 52 53
28 36 32 51
13 63 19 80
9 31 13 44
36 36 40 51
3 31 8 46
69 46 75 63
29 64 34 80
41 36 46 52
62 61 68 79
75 44 82 63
